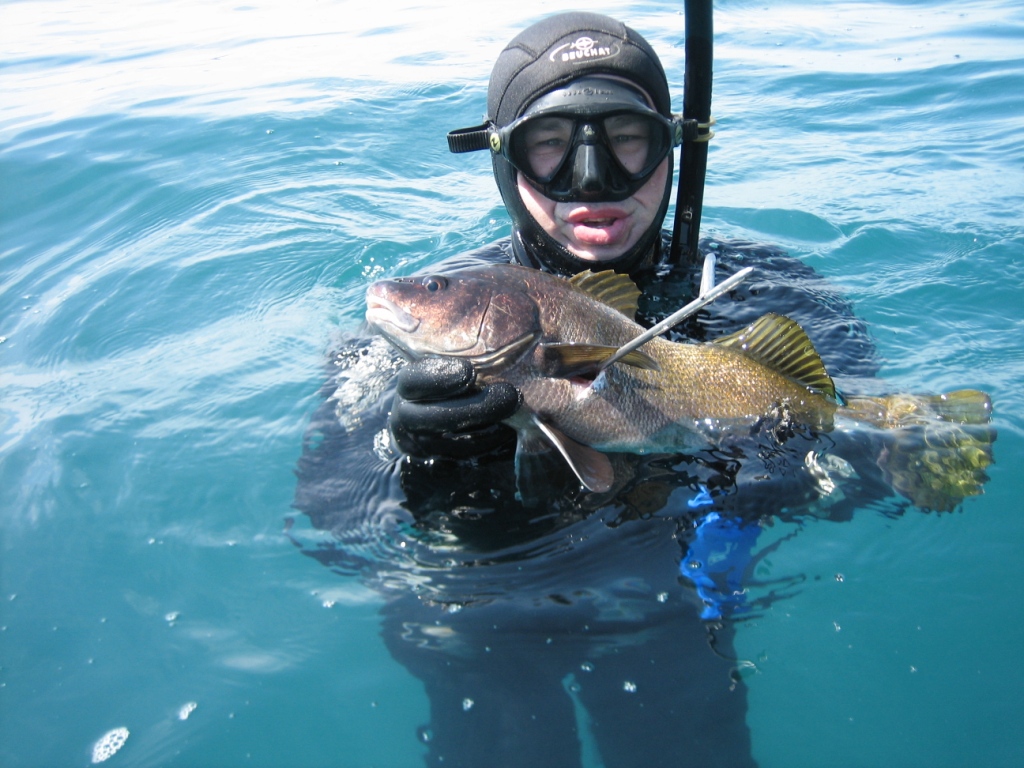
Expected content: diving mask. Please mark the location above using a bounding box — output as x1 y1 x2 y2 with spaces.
449 78 683 203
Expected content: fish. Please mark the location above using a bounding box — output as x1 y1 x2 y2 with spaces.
365 263 994 511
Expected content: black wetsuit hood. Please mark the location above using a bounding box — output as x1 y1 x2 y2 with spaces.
485 12 674 276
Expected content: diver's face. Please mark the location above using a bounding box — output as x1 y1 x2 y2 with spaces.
517 157 668 263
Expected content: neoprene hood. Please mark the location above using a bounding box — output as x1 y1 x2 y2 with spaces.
452 12 676 276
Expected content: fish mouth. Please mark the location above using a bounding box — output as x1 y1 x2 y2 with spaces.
365 294 419 334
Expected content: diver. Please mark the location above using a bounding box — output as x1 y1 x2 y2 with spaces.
293 10 890 768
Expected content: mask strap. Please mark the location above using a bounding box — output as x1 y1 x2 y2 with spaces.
448 124 492 153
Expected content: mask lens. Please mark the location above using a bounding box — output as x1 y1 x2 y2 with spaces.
603 113 666 175
512 116 574 181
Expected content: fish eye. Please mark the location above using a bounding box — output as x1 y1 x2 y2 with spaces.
421 276 448 292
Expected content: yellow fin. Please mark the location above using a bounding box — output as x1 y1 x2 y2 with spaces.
841 389 995 511
928 389 993 425
540 343 660 378
568 270 642 319
843 390 993 429
715 313 837 401
877 420 994 511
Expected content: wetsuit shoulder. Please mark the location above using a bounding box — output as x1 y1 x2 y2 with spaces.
427 237 514 271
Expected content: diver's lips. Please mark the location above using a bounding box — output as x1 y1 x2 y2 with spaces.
565 205 629 225
365 294 419 334
565 206 630 245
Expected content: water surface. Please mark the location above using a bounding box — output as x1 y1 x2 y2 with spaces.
2 1 1023 766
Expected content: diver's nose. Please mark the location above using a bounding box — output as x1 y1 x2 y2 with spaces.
572 134 604 196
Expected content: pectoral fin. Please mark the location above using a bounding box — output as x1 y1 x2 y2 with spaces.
539 343 660 378
528 416 614 493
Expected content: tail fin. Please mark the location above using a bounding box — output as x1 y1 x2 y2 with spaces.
843 389 995 512
925 389 993 425
842 389 992 429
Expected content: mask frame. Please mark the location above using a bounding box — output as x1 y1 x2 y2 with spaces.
488 107 683 203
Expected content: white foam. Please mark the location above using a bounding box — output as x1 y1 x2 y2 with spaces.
91 727 129 763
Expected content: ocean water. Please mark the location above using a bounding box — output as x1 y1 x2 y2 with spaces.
1 0 1022 766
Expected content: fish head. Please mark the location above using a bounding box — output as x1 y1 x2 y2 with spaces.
365 268 541 370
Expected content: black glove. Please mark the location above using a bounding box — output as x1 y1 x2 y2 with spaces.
389 357 521 460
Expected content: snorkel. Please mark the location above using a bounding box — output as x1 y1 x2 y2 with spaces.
670 0 715 267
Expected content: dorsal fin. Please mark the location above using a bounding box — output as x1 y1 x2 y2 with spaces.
715 313 838 401
568 270 641 319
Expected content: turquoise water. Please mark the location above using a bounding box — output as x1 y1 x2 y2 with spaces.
2 0 1023 766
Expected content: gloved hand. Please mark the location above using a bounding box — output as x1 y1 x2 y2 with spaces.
389 357 521 460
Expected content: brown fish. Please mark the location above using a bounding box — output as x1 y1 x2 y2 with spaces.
366 264 993 509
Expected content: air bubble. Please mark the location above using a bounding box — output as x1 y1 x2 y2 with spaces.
623 681 637 693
